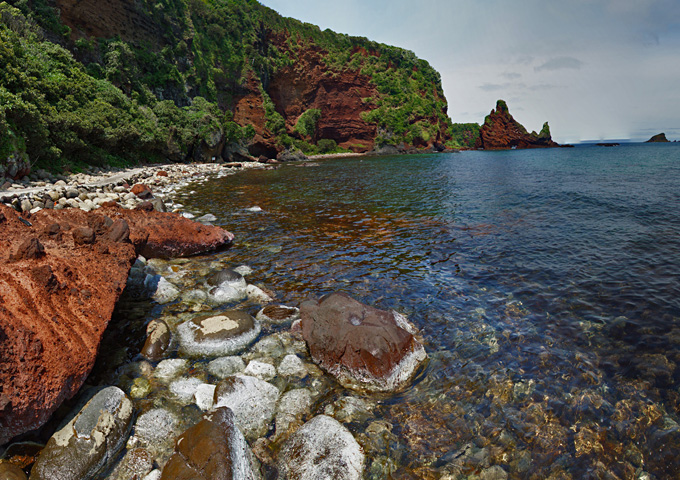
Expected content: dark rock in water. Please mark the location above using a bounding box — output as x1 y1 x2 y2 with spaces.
177 312 260 358
0 463 27 480
646 133 670 143
207 269 245 287
596 143 620 147
160 407 261 480
475 100 559 150
255 305 300 324
277 415 364 480
30 387 134 480
300 292 427 392
141 319 172 362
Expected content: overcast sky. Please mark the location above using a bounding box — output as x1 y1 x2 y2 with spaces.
259 0 680 142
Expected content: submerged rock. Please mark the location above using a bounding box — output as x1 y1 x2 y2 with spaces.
177 311 261 358
0 463 27 480
160 407 261 480
255 305 300 325
213 375 279 440
141 319 172 362
300 293 427 392
30 387 134 480
278 415 364 480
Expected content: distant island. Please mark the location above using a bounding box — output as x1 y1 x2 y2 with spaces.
646 133 670 143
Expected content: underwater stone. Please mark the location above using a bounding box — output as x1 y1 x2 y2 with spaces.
177 311 261 358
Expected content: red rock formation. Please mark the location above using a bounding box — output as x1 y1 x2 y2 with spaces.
0 205 234 444
475 100 559 150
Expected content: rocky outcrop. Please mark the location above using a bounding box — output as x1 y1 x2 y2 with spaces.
300 293 427 392
475 100 559 150
0 205 234 445
646 133 670 143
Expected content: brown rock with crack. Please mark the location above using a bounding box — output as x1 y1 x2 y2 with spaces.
475 100 559 150
0 204 234 445
300 293 427 392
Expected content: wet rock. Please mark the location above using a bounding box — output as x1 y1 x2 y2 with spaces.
325 396 374 424
194 384 217 411
141 319 172 362
275 389 312 440
277 354 307 379
153 359 189 381
160 407 261 480
107 448 154 480
244 360 276 381
150 277 181 304
207 269 246 288
300 293 427 392
0 463 27 480
127 408 180 454
30 387 133 480
208 285 247 305
278 415 364 480
213 375 280 440
208 356 246 379
169 377 204 404
246 285 273 303
255 305 300 325
177 312 261 358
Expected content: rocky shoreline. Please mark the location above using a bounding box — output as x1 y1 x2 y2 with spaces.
0 159 430 479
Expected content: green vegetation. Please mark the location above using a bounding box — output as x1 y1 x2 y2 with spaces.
451 123 481 149
2 0 454 175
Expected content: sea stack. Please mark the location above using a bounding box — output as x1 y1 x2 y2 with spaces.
475 100 559 150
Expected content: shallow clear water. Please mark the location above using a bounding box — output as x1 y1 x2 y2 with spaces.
102 144 680 479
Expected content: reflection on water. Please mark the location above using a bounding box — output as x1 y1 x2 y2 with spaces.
158 145 680 478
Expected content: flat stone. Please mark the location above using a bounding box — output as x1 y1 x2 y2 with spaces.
255 305 299 324
153 359 189 381
170 377 204 404
177 311 260 358
243 361 276 381
278 415 364 480
275 389 312 440
277 354 307 379
127 408 180 455
208 356 246 379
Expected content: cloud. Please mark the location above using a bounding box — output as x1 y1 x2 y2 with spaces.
478 83 508 91
534 56 584 72
501 72 522 80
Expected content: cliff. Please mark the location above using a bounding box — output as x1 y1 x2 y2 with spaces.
1 0 454 177
645 133 670 143
475 100 559 150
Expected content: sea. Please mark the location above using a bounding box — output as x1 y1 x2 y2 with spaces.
103 143 680 478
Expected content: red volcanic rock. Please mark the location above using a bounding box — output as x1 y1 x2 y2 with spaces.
100 204 234 258
475 100 559 150
131 183 153 200
156 170 169 177
0 205 234 444
300 293 427 392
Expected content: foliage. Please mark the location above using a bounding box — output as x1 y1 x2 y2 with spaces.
294 108 321 139
450 123 481 148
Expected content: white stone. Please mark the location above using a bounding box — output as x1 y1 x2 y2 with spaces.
246 285 273 303
213 374 280 440
170 377 204 404
152 277 181 304
233 265 253 276
277 354 307 379
128 408 179 451
275 389 312 438
194 383 217 411
244 360 276 381
209 285 247 305
153 359 188 381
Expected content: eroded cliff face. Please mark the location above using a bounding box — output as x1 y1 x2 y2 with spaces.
48 0 451 157
475 100 559 150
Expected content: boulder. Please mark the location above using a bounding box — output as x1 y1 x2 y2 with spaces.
160 407 261 480
30 387 133 480
300 293 427 392
177 312 260 358
0 205 235 444
277 415 364 480
0 463 27 480
213 375 279 440
140 319 172 362
274 389 312 440
131 184 153 200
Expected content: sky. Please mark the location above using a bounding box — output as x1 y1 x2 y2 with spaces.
259 0 680 143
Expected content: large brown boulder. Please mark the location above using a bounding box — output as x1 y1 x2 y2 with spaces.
0 205 234 445
300 293 427 392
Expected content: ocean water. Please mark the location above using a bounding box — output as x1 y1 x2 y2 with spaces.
107 144 680 478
